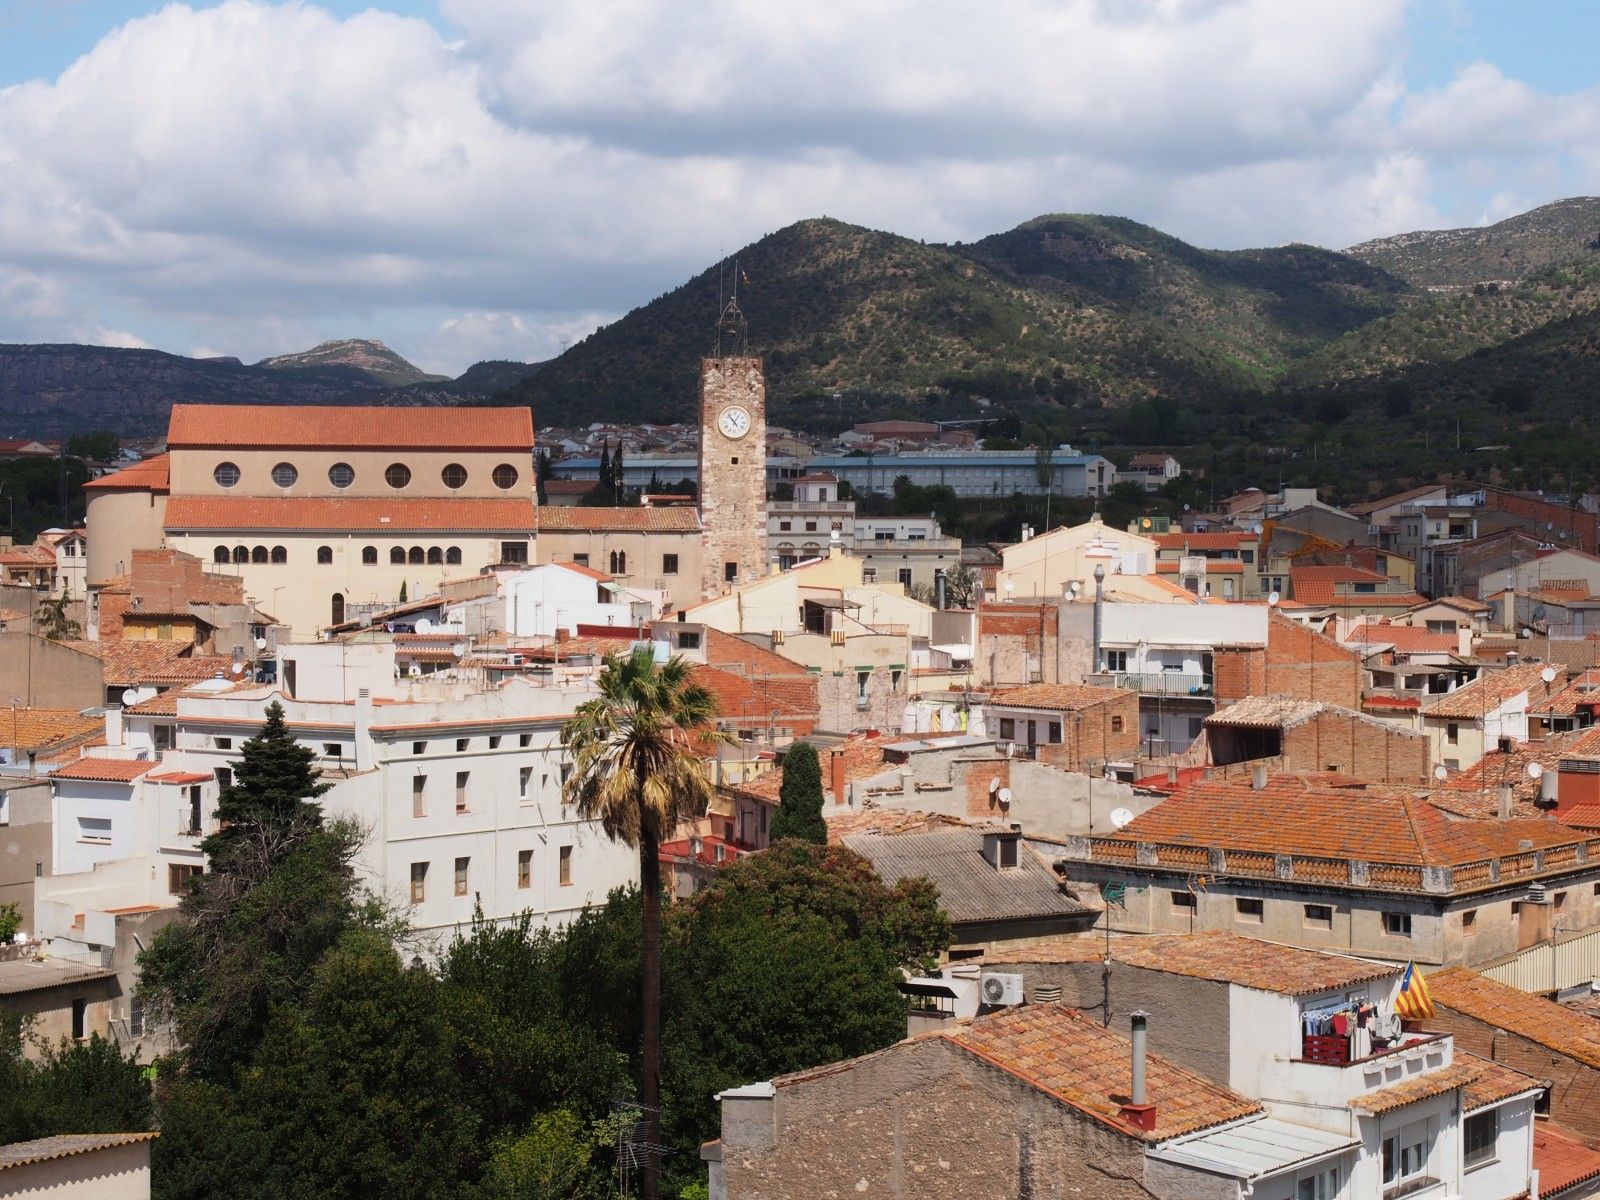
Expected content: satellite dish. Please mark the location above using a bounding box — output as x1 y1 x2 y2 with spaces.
414 617 434 634
229 662 245 675
254 637 267 650
120 689 139 707
1542 667 1558 683
1252 523 1263 534
996 787 1013 807
988 777 1001 795
1522 628 1533 639
1110 807 1136 830
1434 765 1449 781
1268 591 1281 607
1528 762 1546 780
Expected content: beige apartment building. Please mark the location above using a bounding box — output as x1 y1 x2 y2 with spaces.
85 405 537 637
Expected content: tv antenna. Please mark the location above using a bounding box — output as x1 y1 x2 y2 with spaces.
712 256 749 357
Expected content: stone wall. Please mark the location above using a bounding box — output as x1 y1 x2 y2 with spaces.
1429 1005 1600 1138
698 357 769 598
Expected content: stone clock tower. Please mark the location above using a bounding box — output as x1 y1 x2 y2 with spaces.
697 303 767 597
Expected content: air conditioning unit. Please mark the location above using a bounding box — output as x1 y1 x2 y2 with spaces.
980 972 1024 1007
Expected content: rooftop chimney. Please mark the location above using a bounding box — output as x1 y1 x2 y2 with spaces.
830 748 847 809
1498 784 1514 821
104 705 123 749
1120 1010 1157 1133
1251 764 1268 791
354 688 374 773
1538 769 1559 812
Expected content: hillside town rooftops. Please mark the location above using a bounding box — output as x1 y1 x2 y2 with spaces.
1421 662 1555 719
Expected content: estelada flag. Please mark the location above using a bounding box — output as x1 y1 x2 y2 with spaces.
1394 961 1435 1021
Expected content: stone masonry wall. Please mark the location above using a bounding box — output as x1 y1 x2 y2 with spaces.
698 357 768 599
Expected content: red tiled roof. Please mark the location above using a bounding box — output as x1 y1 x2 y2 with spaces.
1348 1059 1488 1114
990 684 1125 711
1430 968 1600 1069
1154 560 1244 574
146 771 213 784
0 708 101 751
51 757 155 782
1535 1122 1600 1195
1531 670 1600 716
1422 662 1556 719
537 506 699 532
1111 773 1593 880
83 453 170 493
166 403 533 450
165 495 536 532
1290 565 1425 608
552 561 613 582
691 665 816 730
944 1004 1261 1141
1153 532 1253 550
736 733 887 807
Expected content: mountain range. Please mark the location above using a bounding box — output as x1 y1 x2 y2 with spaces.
5 198 1600 441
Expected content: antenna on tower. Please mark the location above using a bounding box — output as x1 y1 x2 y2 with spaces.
712 255 748 358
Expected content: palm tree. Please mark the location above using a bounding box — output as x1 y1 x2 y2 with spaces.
561 647 724 1200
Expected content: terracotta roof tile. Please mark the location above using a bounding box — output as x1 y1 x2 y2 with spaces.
946 1004 1262 1141
1108 773 1592 882
1207 695 1423 741
1531 670 1600 716
1534 1122 1600 1195
1433 727 1600 814
51 756 156 782
1430 968 1600 1069
1423 663 1557 720
166 403 533 450
1290 565 1427 609
736 733 888 807
1458 1051 1547 1112
1349 1058 1484 1114
0 1133 158 1171
83 453 169 492
1153 532 1253 551
0 708 101 751
58 639 193 686
537 506 699 532
990 684 1125 711
164 495 536 532
983 930 1401 996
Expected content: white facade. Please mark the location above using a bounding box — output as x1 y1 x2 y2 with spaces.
443 562 642 639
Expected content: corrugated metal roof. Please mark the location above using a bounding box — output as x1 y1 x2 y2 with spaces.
1147 1117 1357 1179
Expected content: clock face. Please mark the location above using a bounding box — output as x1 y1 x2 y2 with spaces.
717 405 752 439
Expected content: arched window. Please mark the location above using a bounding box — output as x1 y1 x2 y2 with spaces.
609 550 626 574
271 546 288 564
331 593 345 626
445 547 462 565
213 546 230 564
390 547 405 565
233 545 249 564
316 546 333 565
408 547 424 565
362 546 378 565
251 546 269 564
426 547 443 565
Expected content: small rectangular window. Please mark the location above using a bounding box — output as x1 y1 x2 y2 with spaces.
71 998 87 1042
1462 909 1477 929
323 742 341 758
1304 904 1333 928
488 735 501 749
1171 891 1196 910
78 816 112 845
573 553 590 567
1447 722 1459 744
1463 1110 1497 1168
999 718 1016 740
410 862 427 903
412 775 426 818
215 737 232 751
677 631 701 650
519 766 533 801
456 738 469 753
214 766 232 789
455 771 469 813
663 554 679 575
559 845 573 886
168 863 203 895
454 857 469 896
1384 912 1412 937
1236 897 1263 922
724 561 738 582
413 741 426 755
517 849 532 889
1048 722 1062 744
519 733 532 748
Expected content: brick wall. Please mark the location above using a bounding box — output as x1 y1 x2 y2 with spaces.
1429 1006 1600 1137
1281 711 1429 783
1212 647 1266 704
1483 488 1600 555
1265 614 1361 708
1032 693 1140 771
719 1035 1160 1199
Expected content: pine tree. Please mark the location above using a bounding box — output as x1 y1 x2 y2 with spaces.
598 441 612 493
201 700 331 872
612 442 626 503
769 741 827 844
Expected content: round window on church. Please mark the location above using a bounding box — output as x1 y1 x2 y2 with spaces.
492 464 519 490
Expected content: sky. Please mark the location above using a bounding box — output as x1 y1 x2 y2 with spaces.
1 0 1599 375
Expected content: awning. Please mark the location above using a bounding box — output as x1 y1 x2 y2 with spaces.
1147 1117 1357 1180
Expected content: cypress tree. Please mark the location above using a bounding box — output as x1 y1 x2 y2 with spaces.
769 741 827 844
201 700 331 872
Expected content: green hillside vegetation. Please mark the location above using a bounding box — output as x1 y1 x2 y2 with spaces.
1346 196 1600 288
508 216 1411 428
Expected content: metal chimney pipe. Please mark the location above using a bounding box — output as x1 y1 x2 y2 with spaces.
936 570 947 612
1130 1010 1149 1106
1092 564 1106 673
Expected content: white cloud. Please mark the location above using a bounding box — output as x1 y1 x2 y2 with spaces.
0 0 1597 373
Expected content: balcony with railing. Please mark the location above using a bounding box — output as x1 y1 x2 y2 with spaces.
1088 671 1212 697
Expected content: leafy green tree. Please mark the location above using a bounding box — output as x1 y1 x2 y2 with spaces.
0 1013 151 1144
477 1109 608 1200
65 431 120 462
33 595 81 641
768 741 826 844
0 902 19 944
138 702 361 1081
561 650 725 1200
